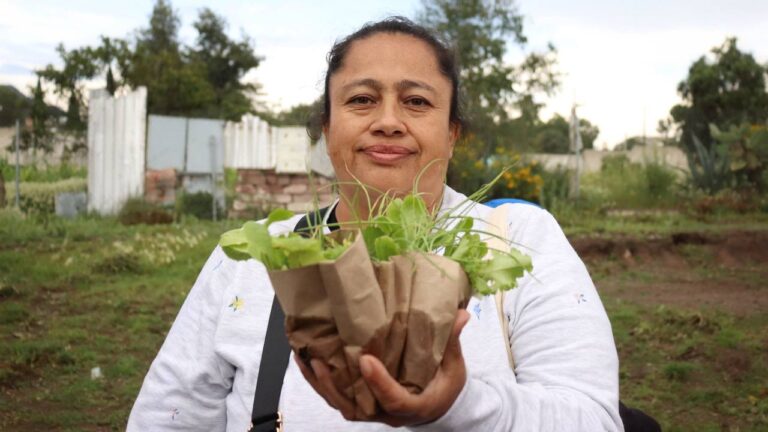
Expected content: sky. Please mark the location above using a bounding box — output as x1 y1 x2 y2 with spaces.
1 0 766 149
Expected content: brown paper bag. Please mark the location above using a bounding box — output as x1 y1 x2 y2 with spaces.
268 231 471 417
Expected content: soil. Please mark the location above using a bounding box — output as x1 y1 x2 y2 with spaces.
570 230 768 316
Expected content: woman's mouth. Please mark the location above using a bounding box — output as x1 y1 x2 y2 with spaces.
360 145 416 164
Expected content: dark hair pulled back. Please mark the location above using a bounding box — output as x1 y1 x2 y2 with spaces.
307 16 465 140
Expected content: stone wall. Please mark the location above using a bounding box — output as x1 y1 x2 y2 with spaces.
0 126 87 167
526 146 688 174
232 169 335 219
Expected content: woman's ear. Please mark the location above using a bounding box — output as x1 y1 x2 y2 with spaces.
448 123 460 158
323 126 330 155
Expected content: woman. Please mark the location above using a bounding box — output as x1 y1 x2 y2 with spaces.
128 17 623 431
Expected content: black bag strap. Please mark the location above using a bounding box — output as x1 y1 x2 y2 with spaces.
619 401 662 432
249 206 334 432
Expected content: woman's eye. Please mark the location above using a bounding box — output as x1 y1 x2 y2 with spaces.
406 97 431 107
348 96 373 105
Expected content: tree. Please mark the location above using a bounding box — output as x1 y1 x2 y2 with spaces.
119 0 216 116
260 98 323 128
0 85 31 127
94 36 128 96
37 44 99 131
417 0 560 192
419 0 558 126
670 37 768 153
531 115 599 153
188 8 262 120
26 77 53 153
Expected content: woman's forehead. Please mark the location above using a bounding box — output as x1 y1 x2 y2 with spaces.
330 33 450 90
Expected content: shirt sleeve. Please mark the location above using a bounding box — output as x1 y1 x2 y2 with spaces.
413 207 623 432
127 247 235 431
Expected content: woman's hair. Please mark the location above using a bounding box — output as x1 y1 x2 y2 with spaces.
308 16 465 140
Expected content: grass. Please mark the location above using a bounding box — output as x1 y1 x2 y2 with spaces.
556 205 768 237
602 297 768 431
0 212 240 430
1 208 767 430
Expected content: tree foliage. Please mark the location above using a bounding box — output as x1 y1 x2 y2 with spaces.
532 114 598 153
37 0 262 124
37 44 100 130
417 0 564 195
120 1 261 120
188 8 263 120
670 37 768 153
669 37 768 193
419 0 559 127
712 124 768 192
25 77 53 153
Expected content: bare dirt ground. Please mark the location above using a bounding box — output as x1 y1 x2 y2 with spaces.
571 230 768 316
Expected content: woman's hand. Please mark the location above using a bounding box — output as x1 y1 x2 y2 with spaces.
296 309 471 427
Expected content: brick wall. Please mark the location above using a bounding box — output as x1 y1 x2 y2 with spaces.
144 168 178 206
231 169 335 219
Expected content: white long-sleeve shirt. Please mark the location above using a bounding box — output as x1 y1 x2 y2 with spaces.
128 186 623 431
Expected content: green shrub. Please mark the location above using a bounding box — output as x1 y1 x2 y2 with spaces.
540 167 572 209
4 178 87 216
177 191 223 220
117 197 174 226
0 159 86 183
581 156 679 209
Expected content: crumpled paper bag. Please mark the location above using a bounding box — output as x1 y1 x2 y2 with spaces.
268 230 471 417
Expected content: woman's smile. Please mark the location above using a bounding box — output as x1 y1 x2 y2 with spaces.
359 144 417 164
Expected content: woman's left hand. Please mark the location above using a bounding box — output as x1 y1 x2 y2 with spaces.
296 309 470 427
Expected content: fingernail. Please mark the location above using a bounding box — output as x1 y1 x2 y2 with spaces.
359 356 372 377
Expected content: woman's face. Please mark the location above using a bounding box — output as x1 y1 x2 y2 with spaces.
324 32 458 208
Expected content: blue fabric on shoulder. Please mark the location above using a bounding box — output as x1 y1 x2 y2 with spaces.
484 198 542 208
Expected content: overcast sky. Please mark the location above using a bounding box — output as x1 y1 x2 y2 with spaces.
1 0 766 149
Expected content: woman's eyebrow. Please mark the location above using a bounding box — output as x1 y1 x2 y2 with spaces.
339 78 436 94
395 79 436 94
340 78 383 93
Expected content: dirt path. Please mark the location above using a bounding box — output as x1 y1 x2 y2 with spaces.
571 230 768 316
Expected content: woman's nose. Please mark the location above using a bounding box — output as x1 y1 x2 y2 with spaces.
370 99 405 137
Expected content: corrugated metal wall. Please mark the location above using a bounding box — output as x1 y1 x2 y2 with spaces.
224 114 333 176
224 114 275 169
87 87 147 215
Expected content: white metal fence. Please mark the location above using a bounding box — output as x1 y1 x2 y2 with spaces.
87 87 147 215
223 114 327 175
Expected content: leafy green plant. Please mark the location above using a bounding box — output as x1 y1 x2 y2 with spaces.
539 166 572 210
220 175 533 296
685 134 732 194
711 123 768 192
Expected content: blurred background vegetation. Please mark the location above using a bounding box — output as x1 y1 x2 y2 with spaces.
1 0 768 431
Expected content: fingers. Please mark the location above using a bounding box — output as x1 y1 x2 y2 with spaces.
360 354 417 416
311 359 357 420
294 356 356 420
